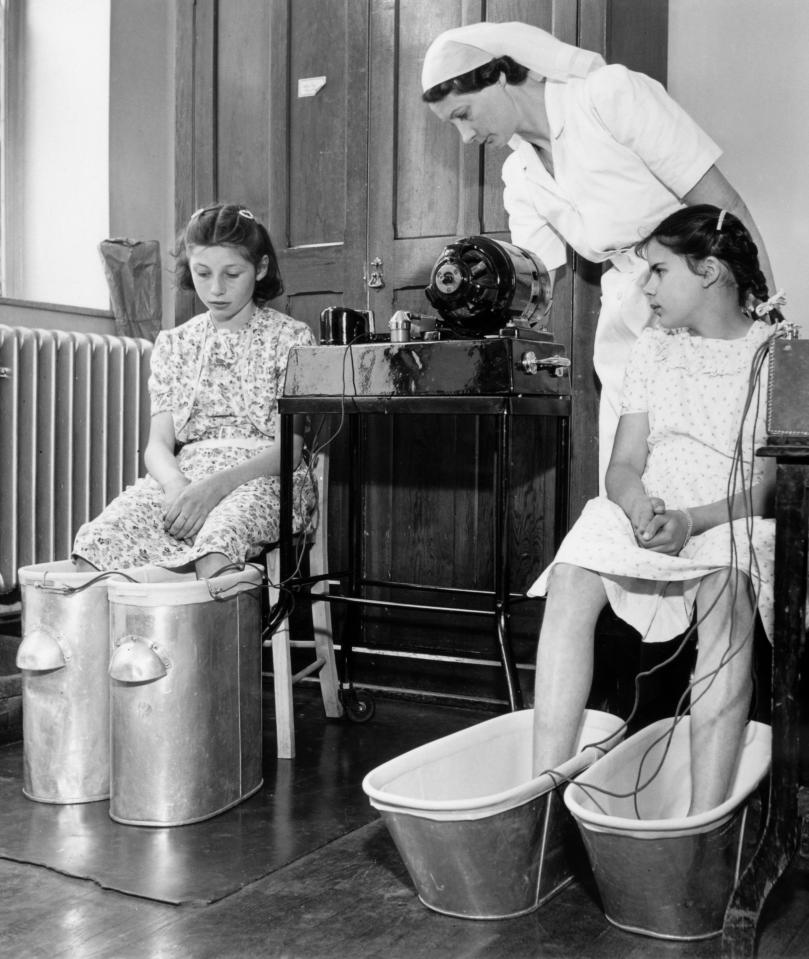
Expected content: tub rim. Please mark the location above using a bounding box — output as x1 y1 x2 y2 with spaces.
107 565 262 606
18 559 135 591
363 707 625 822
563 717 771 835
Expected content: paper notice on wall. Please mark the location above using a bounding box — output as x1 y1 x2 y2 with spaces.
297 76 327 98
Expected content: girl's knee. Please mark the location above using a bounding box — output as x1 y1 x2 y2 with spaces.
700 568 755 606
548 562 598 595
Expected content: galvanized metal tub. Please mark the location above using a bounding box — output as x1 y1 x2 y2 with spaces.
563 717 771 941
107 566 263 827
16 560 143 804
362 708 625 919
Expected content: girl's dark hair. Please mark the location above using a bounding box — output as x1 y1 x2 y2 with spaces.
635 204 782 322
175 202 284 305
422 55 529 103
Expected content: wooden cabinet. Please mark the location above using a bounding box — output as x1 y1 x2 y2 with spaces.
174 0 668 705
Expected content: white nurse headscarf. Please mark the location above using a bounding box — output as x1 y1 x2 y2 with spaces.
421 21 605 93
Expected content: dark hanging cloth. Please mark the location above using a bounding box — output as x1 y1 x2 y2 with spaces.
98 238 162 342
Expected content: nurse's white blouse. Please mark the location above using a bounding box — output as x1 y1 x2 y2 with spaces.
503 63 722 271
501 63 725 486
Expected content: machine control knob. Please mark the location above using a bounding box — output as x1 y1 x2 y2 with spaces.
519 351 540 375
518 351 571 377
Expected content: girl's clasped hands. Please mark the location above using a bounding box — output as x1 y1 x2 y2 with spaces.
627 495 690 555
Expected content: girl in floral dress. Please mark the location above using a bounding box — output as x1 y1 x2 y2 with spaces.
72 203 316 579
530 205 785 814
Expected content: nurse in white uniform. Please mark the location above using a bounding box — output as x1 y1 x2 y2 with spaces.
422 21 774 486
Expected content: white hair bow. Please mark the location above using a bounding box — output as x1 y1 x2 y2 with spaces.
754 290 787 317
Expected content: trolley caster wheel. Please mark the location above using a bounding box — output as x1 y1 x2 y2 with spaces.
341 688 376 723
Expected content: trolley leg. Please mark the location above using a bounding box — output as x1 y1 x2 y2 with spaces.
495 409 522 710
340 413 375 722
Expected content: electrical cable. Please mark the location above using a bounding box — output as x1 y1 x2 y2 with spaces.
35 568 139 594
263 333 366 633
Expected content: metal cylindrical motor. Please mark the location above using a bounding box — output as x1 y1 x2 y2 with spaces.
424 236 551 337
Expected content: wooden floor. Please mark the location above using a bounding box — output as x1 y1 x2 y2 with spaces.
0 685 808 959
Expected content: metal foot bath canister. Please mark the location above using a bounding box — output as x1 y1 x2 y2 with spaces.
563 716 771 940
107 565 263 827
16 560 146 804
362 708 624 919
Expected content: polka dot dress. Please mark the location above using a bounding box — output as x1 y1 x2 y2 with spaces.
530 321 776 643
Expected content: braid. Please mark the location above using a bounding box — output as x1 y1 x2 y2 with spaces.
712 216 762 309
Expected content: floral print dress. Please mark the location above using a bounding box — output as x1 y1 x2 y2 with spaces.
529 321 776 643
72 306 317 570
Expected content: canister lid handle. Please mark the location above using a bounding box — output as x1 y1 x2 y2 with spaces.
16 628 69 671
108 635 170 683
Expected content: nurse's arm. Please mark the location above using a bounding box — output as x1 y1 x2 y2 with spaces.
682 165 775 292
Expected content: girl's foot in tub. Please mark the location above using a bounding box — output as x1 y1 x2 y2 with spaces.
688 570 755 815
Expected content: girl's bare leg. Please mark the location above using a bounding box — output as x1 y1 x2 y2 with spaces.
688 569 755 815
533 563 608 776
195 552 232 580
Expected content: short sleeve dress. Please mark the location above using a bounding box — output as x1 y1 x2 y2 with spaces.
72 305 317 571
528 321 776 644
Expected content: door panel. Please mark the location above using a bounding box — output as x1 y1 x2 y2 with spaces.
267 0 370 328
217 0 273 218
392 0 466 242
287 0 350 246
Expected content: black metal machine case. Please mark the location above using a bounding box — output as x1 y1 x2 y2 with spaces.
283 336 570 399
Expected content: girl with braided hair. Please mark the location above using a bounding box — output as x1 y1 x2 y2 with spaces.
529 205 785 814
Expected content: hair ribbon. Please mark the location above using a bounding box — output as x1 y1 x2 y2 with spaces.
754 290 787 316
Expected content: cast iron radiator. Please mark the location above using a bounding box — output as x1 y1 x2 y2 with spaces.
0 324 152 592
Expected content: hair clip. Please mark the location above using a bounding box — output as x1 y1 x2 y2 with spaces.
191 205 256 222
716 209 727 233
191 204 222 220
754 289 787 317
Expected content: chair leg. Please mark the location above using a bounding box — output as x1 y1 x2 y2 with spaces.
311 583 343 718
271 617 296 760
267 549 296 760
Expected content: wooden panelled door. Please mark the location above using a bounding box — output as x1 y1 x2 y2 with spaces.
176 0 667 704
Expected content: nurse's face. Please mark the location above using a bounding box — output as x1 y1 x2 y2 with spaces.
429 78 518 148
642 239 706 330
